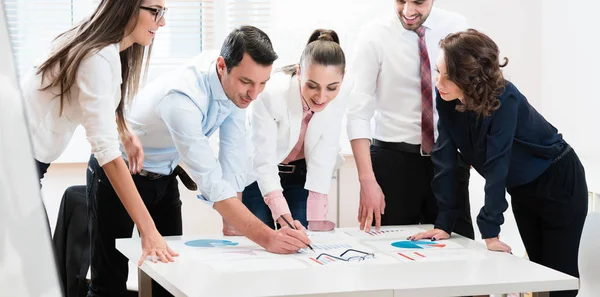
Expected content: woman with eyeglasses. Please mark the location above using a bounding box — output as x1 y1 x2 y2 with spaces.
20 1 172 296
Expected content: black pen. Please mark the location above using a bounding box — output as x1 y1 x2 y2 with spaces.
279 215 315 252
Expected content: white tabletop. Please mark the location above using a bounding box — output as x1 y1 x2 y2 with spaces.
116 225 578 297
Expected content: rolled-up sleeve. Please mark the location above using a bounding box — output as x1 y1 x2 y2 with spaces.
218 106 247 192
77 53 121 166
158 92 236 204
346 26 381 141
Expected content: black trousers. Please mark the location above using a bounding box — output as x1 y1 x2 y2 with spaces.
508 146 588 297
53 185 91 297
371 144 475 239
36 159 51 181
242 159 309 229
86 156 182 297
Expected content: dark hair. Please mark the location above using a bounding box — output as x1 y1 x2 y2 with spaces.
219 25 278 73
439 29 508 117
280 29 346 76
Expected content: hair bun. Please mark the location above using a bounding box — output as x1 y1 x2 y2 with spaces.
318 32 333 42
307 29 340 45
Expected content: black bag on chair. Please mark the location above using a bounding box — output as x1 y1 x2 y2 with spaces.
52 185 90 297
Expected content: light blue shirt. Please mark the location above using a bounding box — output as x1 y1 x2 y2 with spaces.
125 54 247 204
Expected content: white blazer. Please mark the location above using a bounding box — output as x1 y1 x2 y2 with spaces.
247 71 347 195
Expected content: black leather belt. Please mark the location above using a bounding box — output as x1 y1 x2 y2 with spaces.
372 139 431 157
137 165 198 191
138 169 164 180
278 159 307 175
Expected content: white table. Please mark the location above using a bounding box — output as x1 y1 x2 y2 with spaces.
116 226 578 297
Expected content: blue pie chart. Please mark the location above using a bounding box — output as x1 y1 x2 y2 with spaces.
184 239 239 248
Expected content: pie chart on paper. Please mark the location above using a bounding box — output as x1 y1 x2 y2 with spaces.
390 240 447 249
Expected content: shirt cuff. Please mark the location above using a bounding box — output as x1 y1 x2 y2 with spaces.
476 214 501 239
434 210 459 235
94 148 122 167
307 191 328 221
264 190 291 221
346 117 372 141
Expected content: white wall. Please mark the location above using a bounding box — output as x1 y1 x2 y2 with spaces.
435 0 543 107
540 0 600 193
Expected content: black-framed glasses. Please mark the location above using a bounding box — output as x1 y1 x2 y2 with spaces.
140 6 167 23
315 249 375 262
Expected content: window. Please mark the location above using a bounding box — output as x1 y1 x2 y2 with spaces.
226 0 270 33
4 0 74 80
4 0 215 83
146 0 214 81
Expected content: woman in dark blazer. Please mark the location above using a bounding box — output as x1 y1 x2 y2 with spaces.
410 29 587 297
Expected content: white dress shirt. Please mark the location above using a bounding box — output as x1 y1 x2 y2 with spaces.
125 52 246 204
346 8 468 144
22 44 122 166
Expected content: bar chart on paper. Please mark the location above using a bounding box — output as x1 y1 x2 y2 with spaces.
309 255 339 265
366 229 402 236
344 226 424 239
311 243 353 251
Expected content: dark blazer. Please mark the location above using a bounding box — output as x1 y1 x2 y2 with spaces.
433 81 566 238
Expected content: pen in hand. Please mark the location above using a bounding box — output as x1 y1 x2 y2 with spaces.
279 215 315 252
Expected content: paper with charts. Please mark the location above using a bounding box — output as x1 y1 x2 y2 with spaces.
169 231 483 272
175 235 395 272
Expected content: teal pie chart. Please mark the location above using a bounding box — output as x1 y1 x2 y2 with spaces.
391 240 447 249
184 239 239 247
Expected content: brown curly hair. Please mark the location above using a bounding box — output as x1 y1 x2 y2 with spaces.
439 29 508 117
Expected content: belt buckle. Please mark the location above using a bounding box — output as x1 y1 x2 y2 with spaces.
140 169 162 180
420 146 431 157
278 164 296 174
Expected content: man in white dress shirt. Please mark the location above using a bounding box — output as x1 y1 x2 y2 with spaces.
347 0 474 238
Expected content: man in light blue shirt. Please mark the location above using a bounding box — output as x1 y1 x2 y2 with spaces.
87 26 311 297
128 26 311 249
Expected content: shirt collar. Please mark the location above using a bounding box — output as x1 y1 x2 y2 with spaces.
207 61 229 102
421 7 439 31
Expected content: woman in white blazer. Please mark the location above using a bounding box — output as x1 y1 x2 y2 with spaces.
20 1 178 296
243 29 346 232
